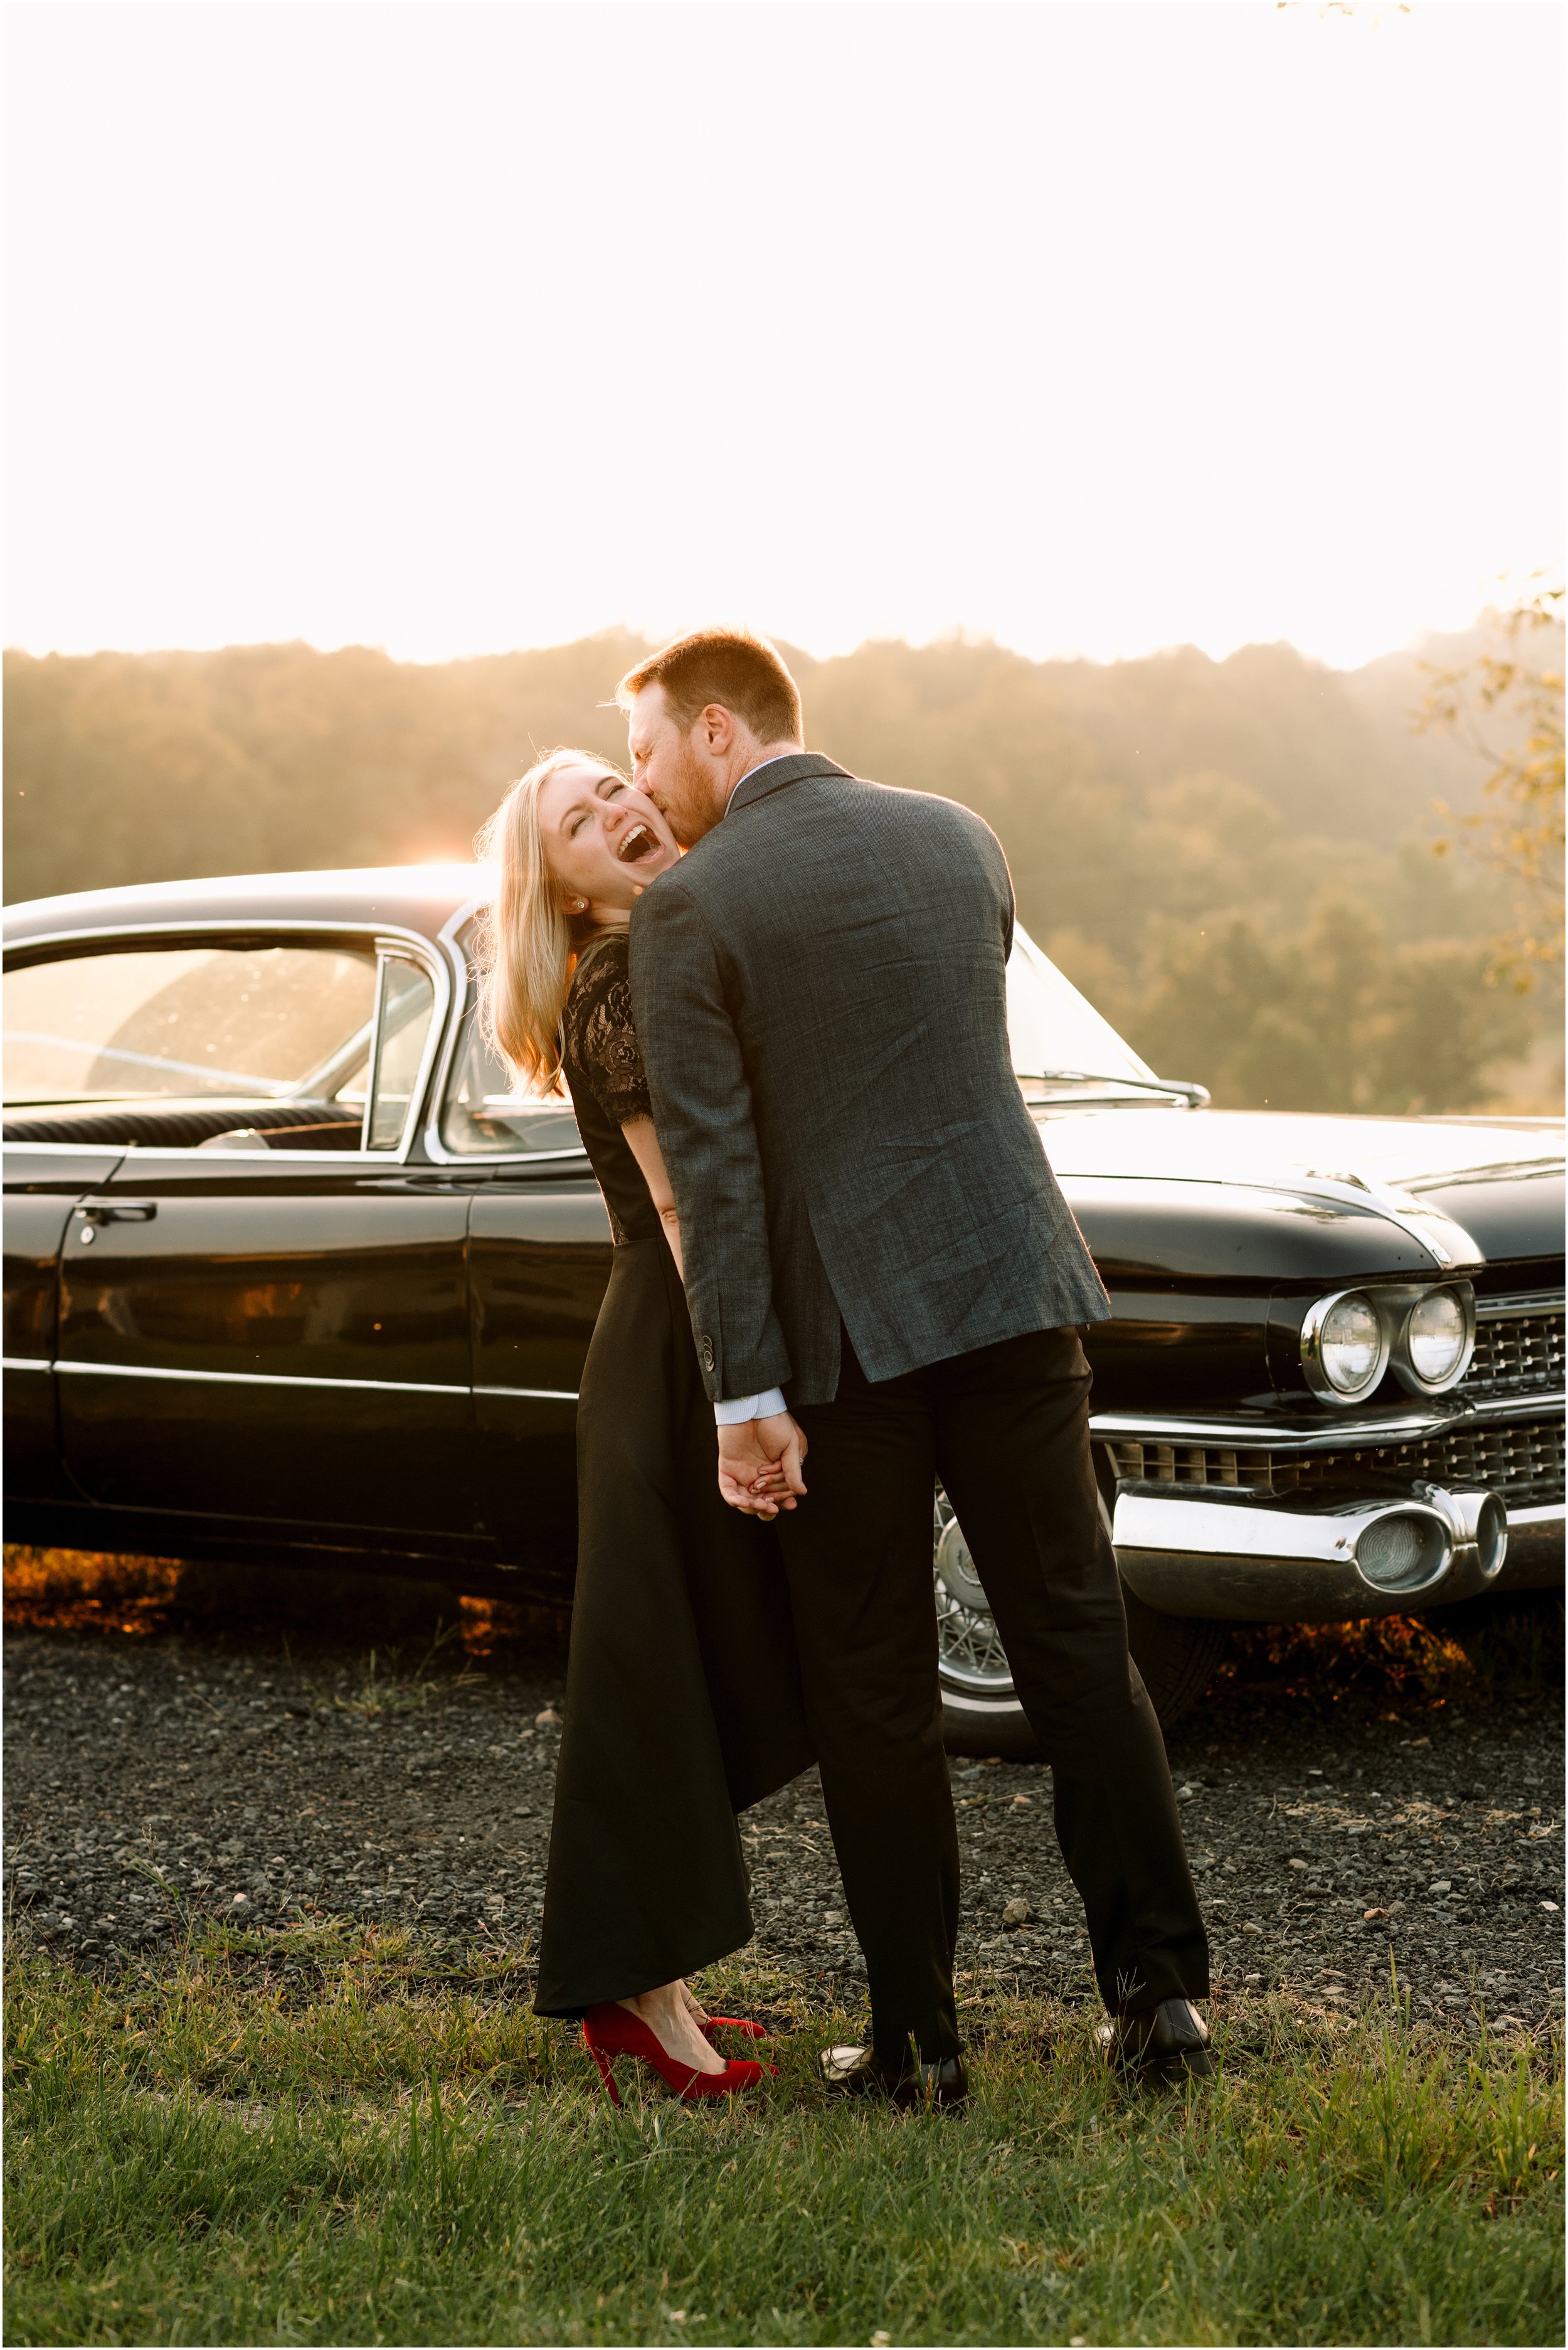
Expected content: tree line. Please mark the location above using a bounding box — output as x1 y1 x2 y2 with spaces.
4 625 1560 1115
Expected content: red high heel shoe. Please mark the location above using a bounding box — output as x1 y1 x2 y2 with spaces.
702 2014 768 2043
583 2002 775 2106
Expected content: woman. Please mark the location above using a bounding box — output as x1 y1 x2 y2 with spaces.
475 748 812 2103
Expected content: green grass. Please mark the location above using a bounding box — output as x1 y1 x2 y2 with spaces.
4 1931 1562 2346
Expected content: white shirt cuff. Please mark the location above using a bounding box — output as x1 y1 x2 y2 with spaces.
714 1386 788 1425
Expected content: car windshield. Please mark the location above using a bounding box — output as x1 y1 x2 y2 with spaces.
441 918 1162 1156
1005 927 1160 1096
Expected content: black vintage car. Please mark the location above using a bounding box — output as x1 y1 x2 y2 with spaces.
4 866 1562 1745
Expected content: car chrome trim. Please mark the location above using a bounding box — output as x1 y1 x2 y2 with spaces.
435 888 494 952
1296 1279 1479 1405
52 1359 469 1397
1299 1286 1391 1405
1389 1281 1478 1398
1091 1390 1564 1450
1494 1504 1565 1591
121 1149 442 1166
359 951 391 1153
475 1384 581 1401
1510 1502 1567 1527
1477 1290 1566 1319
1411 1479 1508 1576
462 1149 595 1168
1280 1171 1485 1270
423 999 478 1166
1111 1483 1512 1620
43 1359 580 1400
420 946 591 1172
425 904 487 1166
423 919 479 1164
3 1140 133 1157
4 917 453 954
358 936 448 1158
7 1130 426 1169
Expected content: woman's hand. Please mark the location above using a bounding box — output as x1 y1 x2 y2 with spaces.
717 1412 808 1517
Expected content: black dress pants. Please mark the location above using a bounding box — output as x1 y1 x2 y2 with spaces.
776 1323 1208 2063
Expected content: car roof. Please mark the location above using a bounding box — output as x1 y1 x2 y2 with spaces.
2 864 497 950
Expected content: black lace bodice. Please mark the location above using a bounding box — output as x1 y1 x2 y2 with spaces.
560 930 663 1246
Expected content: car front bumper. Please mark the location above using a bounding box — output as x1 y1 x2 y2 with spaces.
1111 1489 1563 1621
1094 1398 1565 1622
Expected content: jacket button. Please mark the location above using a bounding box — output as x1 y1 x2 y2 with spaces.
699 1336 716 1372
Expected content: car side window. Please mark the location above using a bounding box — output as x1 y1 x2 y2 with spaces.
365 954 438 1150
3 942 378 1108
438 1002 583 1158
2 936 440 1156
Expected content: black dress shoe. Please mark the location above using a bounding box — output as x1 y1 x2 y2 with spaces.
820 2042 970 2110
1096 1997 1214 2083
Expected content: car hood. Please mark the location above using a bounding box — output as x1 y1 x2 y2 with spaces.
1040 1106 1564 1281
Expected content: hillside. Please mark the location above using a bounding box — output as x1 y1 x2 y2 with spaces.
4 630 1555 1115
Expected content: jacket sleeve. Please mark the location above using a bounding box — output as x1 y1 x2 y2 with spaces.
628 878 793 1403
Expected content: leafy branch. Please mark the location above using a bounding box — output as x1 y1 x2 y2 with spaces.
1422 577 1565 986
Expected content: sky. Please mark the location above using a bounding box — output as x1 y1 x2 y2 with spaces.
4 1 1562 672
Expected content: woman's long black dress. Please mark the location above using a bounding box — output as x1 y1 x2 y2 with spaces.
534 930 812 2018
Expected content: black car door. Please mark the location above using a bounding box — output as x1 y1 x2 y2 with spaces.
432 987 613 1590
3 1144 124 1502
28 928 482 1553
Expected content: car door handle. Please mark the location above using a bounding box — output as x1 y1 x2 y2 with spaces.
79 1201 157 1223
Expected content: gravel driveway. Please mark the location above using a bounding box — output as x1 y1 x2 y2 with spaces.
5 1589 1562 2039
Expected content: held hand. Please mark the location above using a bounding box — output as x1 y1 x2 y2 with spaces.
716 1413 808 1517
755 1410 808 1501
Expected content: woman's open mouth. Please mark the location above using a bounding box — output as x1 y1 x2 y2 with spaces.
615 822 660 864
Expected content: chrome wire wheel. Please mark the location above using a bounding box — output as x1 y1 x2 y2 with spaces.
933 1485 1015 1699
933 1469 1224 1748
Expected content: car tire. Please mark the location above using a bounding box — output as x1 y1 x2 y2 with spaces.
1119 1587 1230 1729
936 1482 1229 1755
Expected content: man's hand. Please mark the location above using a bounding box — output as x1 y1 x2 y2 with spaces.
717 1411 808 1517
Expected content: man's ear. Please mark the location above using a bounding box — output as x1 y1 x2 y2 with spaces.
699 703 735 755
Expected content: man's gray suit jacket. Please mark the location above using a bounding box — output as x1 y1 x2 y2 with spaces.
628 753 1111 1409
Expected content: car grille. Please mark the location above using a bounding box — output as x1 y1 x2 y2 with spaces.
1278 1419 1565 1507
1106 1416 1565 1508
1464 1304 1565 1398
1105 1442 1278 1491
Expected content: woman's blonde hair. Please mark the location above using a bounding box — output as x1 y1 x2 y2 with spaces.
472 747 626 1093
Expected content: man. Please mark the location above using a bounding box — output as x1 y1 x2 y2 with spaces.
623 627 1210 2102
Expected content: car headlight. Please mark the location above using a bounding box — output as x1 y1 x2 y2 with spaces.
1301 1289 1389 1403
1396 1285 1475 1395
